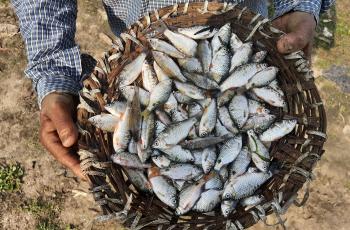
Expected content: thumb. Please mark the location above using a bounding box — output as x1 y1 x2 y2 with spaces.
276 31 309 54
50 103 78 147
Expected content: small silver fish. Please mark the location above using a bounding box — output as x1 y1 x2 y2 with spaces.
242 114 276 134
217 89 236 107
142 79 173 116
245 66 278 90
219 166 229 182
218 106 239 134
251 50 268 63
269 80 284 96
228 94 249 128
170 107 189 123
198 40 212 73
111 152 150 169
248 99 270 116
176 173 215 215
229 32 243 53
222 172 271 200
230 146 251 175
192 189 222 213
160 164 203 180
252 86 286 108
155 109 172 126
120 86 150 107
221 200 238 217
164 93 178 114
215 119 230 137
174 81 206 100
178 57 203 73
124 168 153 193
152 51 187 82
88 114 119 132
259 119 297 142
152 154 171 168
205 173 223 190
211 23 231 54
210 46 231 83
104 101 126 118
113 100 132 152
214 135 242 171
153 61 170 82
148 167 178 209
199 99 217 137
140 112 155 150
240 194 265 207
160 145 194 163
142 60 158 91
229 42 253 72
180 134 233 150
177 26 218 39
183 72 220 90
173 91 194 104
247 130 270 172
164 28 198 57
119 52 147 87
148 38 186 59
221 63 267 92
153 117 198 149
202 147 217 174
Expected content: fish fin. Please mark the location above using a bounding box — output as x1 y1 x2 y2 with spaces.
194 26 211 35
141 109 151 118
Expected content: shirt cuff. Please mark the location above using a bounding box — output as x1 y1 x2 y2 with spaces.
37 76 81 109
274 0 322 24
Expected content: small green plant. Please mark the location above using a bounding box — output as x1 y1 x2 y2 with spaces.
0 163 24 192
36 219 61 230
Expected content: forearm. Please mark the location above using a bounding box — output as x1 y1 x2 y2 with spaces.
273 0 336 23
12 0 82 106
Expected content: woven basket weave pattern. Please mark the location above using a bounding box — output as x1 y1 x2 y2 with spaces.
77 2 327 229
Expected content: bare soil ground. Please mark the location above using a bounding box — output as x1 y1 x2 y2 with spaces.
0 1 349 229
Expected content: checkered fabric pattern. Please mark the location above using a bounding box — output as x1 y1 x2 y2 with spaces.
11 0 335 107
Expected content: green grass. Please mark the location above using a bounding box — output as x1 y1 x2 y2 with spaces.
36 219 61 230
0 163 24 192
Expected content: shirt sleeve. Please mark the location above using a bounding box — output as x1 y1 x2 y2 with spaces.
11 0 82 107
273 0 336 23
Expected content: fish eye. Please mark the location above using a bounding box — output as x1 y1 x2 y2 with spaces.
154 140 159 146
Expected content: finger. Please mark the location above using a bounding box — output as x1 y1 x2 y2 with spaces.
48 102 78 147
40 119 84 179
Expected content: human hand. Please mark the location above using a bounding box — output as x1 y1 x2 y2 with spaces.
40 92 85 179
272 11 316 60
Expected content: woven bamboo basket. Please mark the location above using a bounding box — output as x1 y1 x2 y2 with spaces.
76 2 327 229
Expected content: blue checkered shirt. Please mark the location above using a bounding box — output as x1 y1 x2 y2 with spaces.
12 0 334 107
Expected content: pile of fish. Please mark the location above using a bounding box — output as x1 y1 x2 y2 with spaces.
86 23 297 217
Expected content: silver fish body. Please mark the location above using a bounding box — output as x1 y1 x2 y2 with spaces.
248 99 270 116
120 86 150 107
188 103 203 118
230 146 251 175
221 200 238 217
223 172 271 200
228 94 249 128
125 168 153 193
119 52 147 87
136 143 152 164
155 109 172 126
149 38 186 58
88 114 119 132
211 23 231 54
192 189 222 213
247 130 270 172
173 180 187 191
152 51 187 82
148 167 178 209
205 173 223 190
242 114 276 134
160 164 203 180
140 112 155 150
220 63 267 92
180 134 233 150
143 79 173 115
152 154 171 168
215 119 230 137
128 138 138 154
177 26 218 39
259 119 297 142
229 42 253 72
202 147 217 174
170 108 189 122
217 89 236 107
251 50 268 63
173 91 194 104
113 101 132 152
199 99 217 137
269 80 284 96
153 61 170 82
245 66 278 90
160 145 194 163
178 57 203 73
218 106 239 134
214 135 242 171
193 150 203 166
198 40 212 73
219 166 229 182
229 32 243 53
142 60 158 91
174 81 206 100
111 152 150 169
104 101 126 118
164 93 178 114
252 86 286 108
155 120 166 136
153 117 198 149
240 194 265 207
210 46 231 83
164 29 198 57
184 72 220 90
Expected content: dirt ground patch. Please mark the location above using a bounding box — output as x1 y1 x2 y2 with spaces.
0 1 349 230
